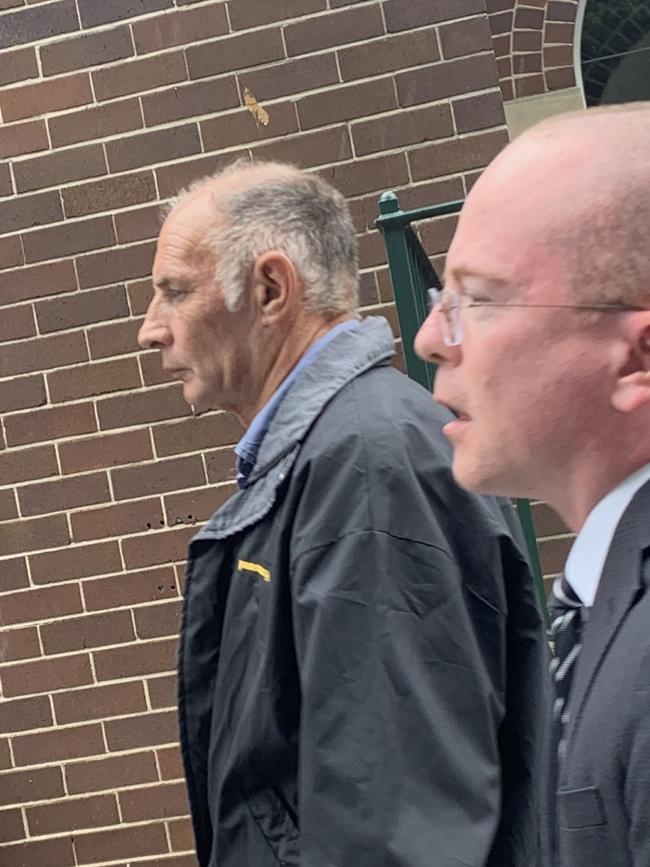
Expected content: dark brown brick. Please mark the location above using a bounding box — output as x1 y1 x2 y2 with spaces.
0 766 64 806
29 540 122 584
12 723 105 766
63 170 155 219
115 205 161 246
0 260 77 307
0 837 74 867
0 695 51 735
497 55 512 78
166 482 235 524
321 152 408 198
439 15 493 59
42 609 135 655
134 600 182 640
4 400 95 446
142 76 239 126
285 4 383 55
0 488 17 521
200 100 297 152
1 652 91 698
37 285 128 337
0 118 47 158
489 9 513 37
76 240 155 290
186 27 284 80
352 102 453 157
514 6 544 28
65 751 157 795
531 502 569 538
27 793 119 836
0 190 63 236
544 45 574 68
0 557 29 591
229 0 325 29
515 74 545 97
341 29 439 81
50 357 141 403
88 318 142 360
203 450 238 484
0 808 25 844
545 21 575 43
418 214 459 256
112 455 205 501
59 429 153 476
17 471 110 518
545 66 575 90
2 626 40 662
0 582 80 626
77 0 171 27
297 78 396 131
0 46 38 87
54 681 147 725
0 0 78 50
0 737 11 768
0 446 57 486
41 25 133 76
127 277 155 315
410 128 508 181
241 53 339 102
73 822 169 864
153 413 242 457
512 30 542 52
49 97 143 148
119 780 188 822
155 149 251 198
453 91 505 133
158 745 184 781
0 234 24 270
98 385 190 431
22 215 115 264
0 72 92 123
147 673 176 709
0 514 69 558
384 0 484 31
122 525 195 570
83 565 177 612
103 707 177 750
0 304 35 342
253 125 352 169
71 497 165 543
546 1 577 22
92 50 187 101
140 351 181 387
539 534 573 575
492 33 511 58
513 53 542 75
95 637 176 682
396 53 499 107
134 3 228 53
0 162 13 197
486 0 514 10
106 122 201 173
0 329 87 378
14 142 106 194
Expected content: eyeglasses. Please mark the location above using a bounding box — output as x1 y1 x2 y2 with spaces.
428 286 643 347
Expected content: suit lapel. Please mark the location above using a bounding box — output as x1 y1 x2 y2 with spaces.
563 479 650 771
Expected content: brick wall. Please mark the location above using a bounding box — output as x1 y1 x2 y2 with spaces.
0 1 575 864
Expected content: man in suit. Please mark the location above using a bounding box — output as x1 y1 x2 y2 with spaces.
415 104 650 867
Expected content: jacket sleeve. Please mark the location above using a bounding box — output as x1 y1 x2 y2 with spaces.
290 528 505 867
626 654 650 866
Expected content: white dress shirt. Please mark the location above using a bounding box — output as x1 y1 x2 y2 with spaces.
565 462 650 607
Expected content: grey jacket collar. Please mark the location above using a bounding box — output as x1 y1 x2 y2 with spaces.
193 316 395 542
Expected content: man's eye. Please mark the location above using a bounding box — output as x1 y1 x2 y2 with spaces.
164 288 187 301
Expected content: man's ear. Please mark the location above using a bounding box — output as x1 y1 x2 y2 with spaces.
611 317 650 414
251 250 300 325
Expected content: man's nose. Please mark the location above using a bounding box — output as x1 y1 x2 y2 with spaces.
414 309 458 367
137 302 170 350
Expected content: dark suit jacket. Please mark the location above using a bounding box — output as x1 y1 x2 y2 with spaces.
555 477 650 867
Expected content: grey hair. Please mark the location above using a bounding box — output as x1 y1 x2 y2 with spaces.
168 161 359 315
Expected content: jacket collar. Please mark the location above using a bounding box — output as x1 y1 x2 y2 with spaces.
192 316 395 542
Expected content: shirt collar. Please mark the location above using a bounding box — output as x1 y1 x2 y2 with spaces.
565 462 650 606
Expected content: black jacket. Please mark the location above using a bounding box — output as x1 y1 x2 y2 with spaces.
179 317 548 867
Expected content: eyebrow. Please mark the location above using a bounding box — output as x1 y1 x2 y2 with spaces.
444 267 513 296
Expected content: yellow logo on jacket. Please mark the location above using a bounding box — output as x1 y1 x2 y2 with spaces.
238 559 271 582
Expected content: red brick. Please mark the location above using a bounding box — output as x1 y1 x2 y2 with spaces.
23 216 115 265
147 673 176 709
59 429 153 475
93 50 187 101
453 91 506 133
0 235 24 272
77 0 172 27
65 751 158 795
409 129 509 182
0 71 92 123
169 816 193 851
0 514 70 558
97 385 190 431
0 737 11 769
352 102 454 157
87 318 142 360
241 53 339 102
0 557 29 591
0 583 81 627
419 214 459 256
70 497 165 543
200 99 297 152
0 46 38 87
186 27 284 80
0 118 48 158
0 190 63 237
513 53 542 75
297 78 396 130
128 278 155 315
489 10 514 37
0 0 79 49
0 373 48 416
0 836 74 867
165 483 235 524
4 401 96 447
228 0 325 29
539 534 573 574
0 330 87 379
546 0 577 22
40 25 133 76
106 122 201 173
27 793 119 836
253 125 352 169
531 502 569 538
546 66 575 90
384 0 484 31
103 708 177 750
14 142 106 194
12 722 105 766
514 6 544 27
515 74 545 98
0 765 64 806
0 808 25 844
153 413 243 457
76 240 156 290
1 652 91 698
439 15 493 59
83 565 177 612
73 822 169 864
119 780 188 822
134 600 182 640
0 446 57 486
54 681 147 725
322 152 408 198
49 97 143 148
0 259 76 306
111 455 205 501
115 204 161 245
2 626 40 662
49 357 141 404
122 526 195 570
94 636 176 682
0 488 17 521
155 149 251 198
0 304 34 342
285 4 383 55
142 75 239 126
545 21 575 43
133 3 228 53
30 541 122 585
396 54 499 107
512 30 542 52
0 695 52 735
42 609 135 654
544 45 574 68
157 745 184 783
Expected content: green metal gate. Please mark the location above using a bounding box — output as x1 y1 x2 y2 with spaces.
376 190 548 625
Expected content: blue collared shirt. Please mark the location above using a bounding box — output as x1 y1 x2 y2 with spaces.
235 319 359 487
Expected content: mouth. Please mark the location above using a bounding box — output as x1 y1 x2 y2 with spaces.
164 367 189 381
435 398 472 440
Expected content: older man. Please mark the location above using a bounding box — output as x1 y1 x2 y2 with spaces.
138 161 547 867
415 105 650 867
